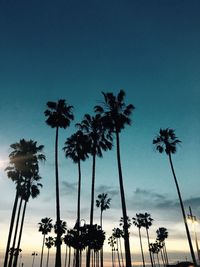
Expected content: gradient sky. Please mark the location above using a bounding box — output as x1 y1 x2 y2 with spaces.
0 0 200 266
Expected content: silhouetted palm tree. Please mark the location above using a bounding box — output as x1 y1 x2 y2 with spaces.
45 99 74 267
38 218 53 267
140 213 154 267
112 228 125 267
132 214 146 267
108 236 116 267
96 193 111 228
4 139 45 267
96 193 111 267
45 236 54 267
95 90 134 267
63 130 89 267
31 252 38 267
13 178 43 267
153 128 197 266
76 113 112 267
156 227 169 266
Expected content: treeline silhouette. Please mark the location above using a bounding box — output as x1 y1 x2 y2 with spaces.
2 90 197 267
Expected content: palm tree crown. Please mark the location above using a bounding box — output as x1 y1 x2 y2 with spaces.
94 90 135 133
153 128 181 155
76 113 112 157
44 99 74 128
96 193 111 213
63 130 89 163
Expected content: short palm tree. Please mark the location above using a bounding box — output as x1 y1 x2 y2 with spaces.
108 235 116 267
132 214 146 267
153 128 197 266
140 212 154 267
38 217 53 267
45 236 54 267
112 228 124 267
77 113 112 267
95 90 134 267
96 193 111 228
45 99 74 267
156 227 169 266
96 193 111 267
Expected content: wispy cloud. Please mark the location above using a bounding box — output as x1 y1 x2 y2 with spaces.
61 181 77 194
95 185 119 197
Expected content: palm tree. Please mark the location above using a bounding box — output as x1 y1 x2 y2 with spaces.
96 193 111 267
38 218 53 267
132 214 146 267
156 227 169 266
153 128 197 266
63 130 89 267
45 99 74 267
31 252 38 267
96 193 111 228
140 212 154 267
95 90 134 267
76 113 112 267
4 139 45 267
112 228 125 267
13 178 43 267
108 235 116 267
45 236 54 267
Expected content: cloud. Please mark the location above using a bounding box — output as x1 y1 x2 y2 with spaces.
95 185 119 197
61 181 77 194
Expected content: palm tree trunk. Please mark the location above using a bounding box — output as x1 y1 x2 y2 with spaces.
8 197 23 267
157 254 160 267
115 131 132 267
55 126 62 267
68 246 71 267
116 240 122 267
40 234 46 267
160 249 165 267
64 245 68 267
163 245 169 266
138 228 145 267
119 238 124 267
168 153 197 266
146 228 154 267
4 191 19 267
86 154 96 267
46 249 50 267
75 160 81 267
12 200 27 267
100 210 103 267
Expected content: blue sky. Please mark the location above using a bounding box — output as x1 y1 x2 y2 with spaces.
0 0 200 266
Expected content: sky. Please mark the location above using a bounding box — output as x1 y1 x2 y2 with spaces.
0 0 200 266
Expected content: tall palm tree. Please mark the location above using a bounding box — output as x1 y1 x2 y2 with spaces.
132 214 146 267
4 139 45 267
76 113 112 267
153 128 197 266
13 178 43 267
95 90 134 267
45 236 54 267
156 227 169 266
38 218 53 267
45 99 74 267
63 130 89 267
